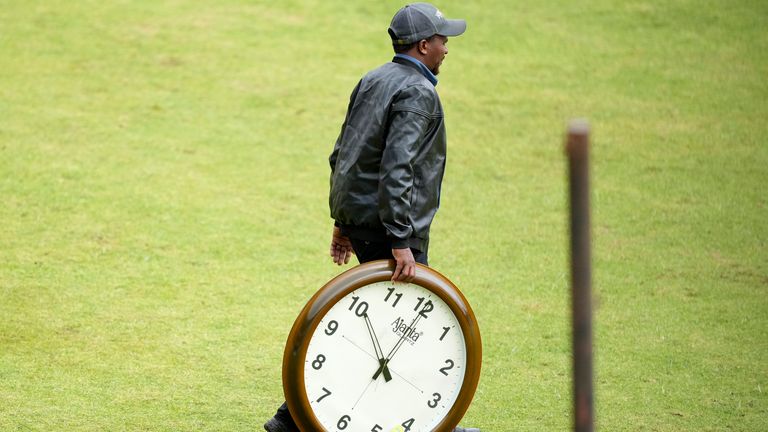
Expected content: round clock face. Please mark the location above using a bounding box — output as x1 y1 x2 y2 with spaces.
283 261 481 432
304 280 466 432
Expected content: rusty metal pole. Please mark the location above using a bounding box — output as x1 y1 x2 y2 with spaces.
566 120 594 432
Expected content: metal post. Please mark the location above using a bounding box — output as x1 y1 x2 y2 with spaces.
566 119 594 432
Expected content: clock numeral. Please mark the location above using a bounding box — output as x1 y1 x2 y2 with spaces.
427 392 442 408
384 287 402 307
439 326 451 341
324 320 339 336
371 425 383 432
401 418 415 431
439 359 454 376
316 387 332 403
311 354 326 370
337 414 351 430
413 297 434 318
348 296 369 317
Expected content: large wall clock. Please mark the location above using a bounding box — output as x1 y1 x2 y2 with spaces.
282 260 482 432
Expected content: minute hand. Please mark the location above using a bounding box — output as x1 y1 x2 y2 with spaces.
373 308 425 381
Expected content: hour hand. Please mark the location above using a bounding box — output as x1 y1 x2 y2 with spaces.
376 309 424 382
363 314 392 382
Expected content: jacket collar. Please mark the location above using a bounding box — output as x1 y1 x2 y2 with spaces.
392 54 438 86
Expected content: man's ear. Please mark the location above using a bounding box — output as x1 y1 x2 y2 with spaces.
417 39 429 55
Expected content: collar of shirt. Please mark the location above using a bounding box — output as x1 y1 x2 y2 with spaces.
393 53 438 87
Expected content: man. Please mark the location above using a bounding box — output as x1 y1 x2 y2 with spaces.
329 1 461 281
265 3 479 431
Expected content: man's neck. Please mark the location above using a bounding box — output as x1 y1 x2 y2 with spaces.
393 53 438 86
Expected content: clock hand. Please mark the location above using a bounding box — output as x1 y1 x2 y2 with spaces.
373 310 424 381
363 313 392 382
341 334 421 391
351 378 376 411
362 313 384 359
385 313 423 364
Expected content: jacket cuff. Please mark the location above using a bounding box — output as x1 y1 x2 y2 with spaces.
391 238 410 249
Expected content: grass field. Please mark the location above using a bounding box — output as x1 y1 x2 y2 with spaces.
1 0 766 430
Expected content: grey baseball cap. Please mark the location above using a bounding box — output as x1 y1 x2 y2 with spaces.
388 3 467 45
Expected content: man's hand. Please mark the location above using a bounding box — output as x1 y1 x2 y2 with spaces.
391 247 416 282
330 226 354 265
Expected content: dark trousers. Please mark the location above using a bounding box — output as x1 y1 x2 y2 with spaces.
267 239 427 431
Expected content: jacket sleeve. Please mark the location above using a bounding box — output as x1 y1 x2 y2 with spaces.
378 84 437 248
329 80 362 174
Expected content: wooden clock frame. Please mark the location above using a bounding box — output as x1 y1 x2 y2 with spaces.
282 260 482 432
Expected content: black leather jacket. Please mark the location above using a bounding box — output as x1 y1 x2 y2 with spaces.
329 57 446 251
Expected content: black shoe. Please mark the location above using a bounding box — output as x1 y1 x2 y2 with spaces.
263 418 290 432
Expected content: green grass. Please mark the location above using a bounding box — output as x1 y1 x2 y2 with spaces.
1 0 766 430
